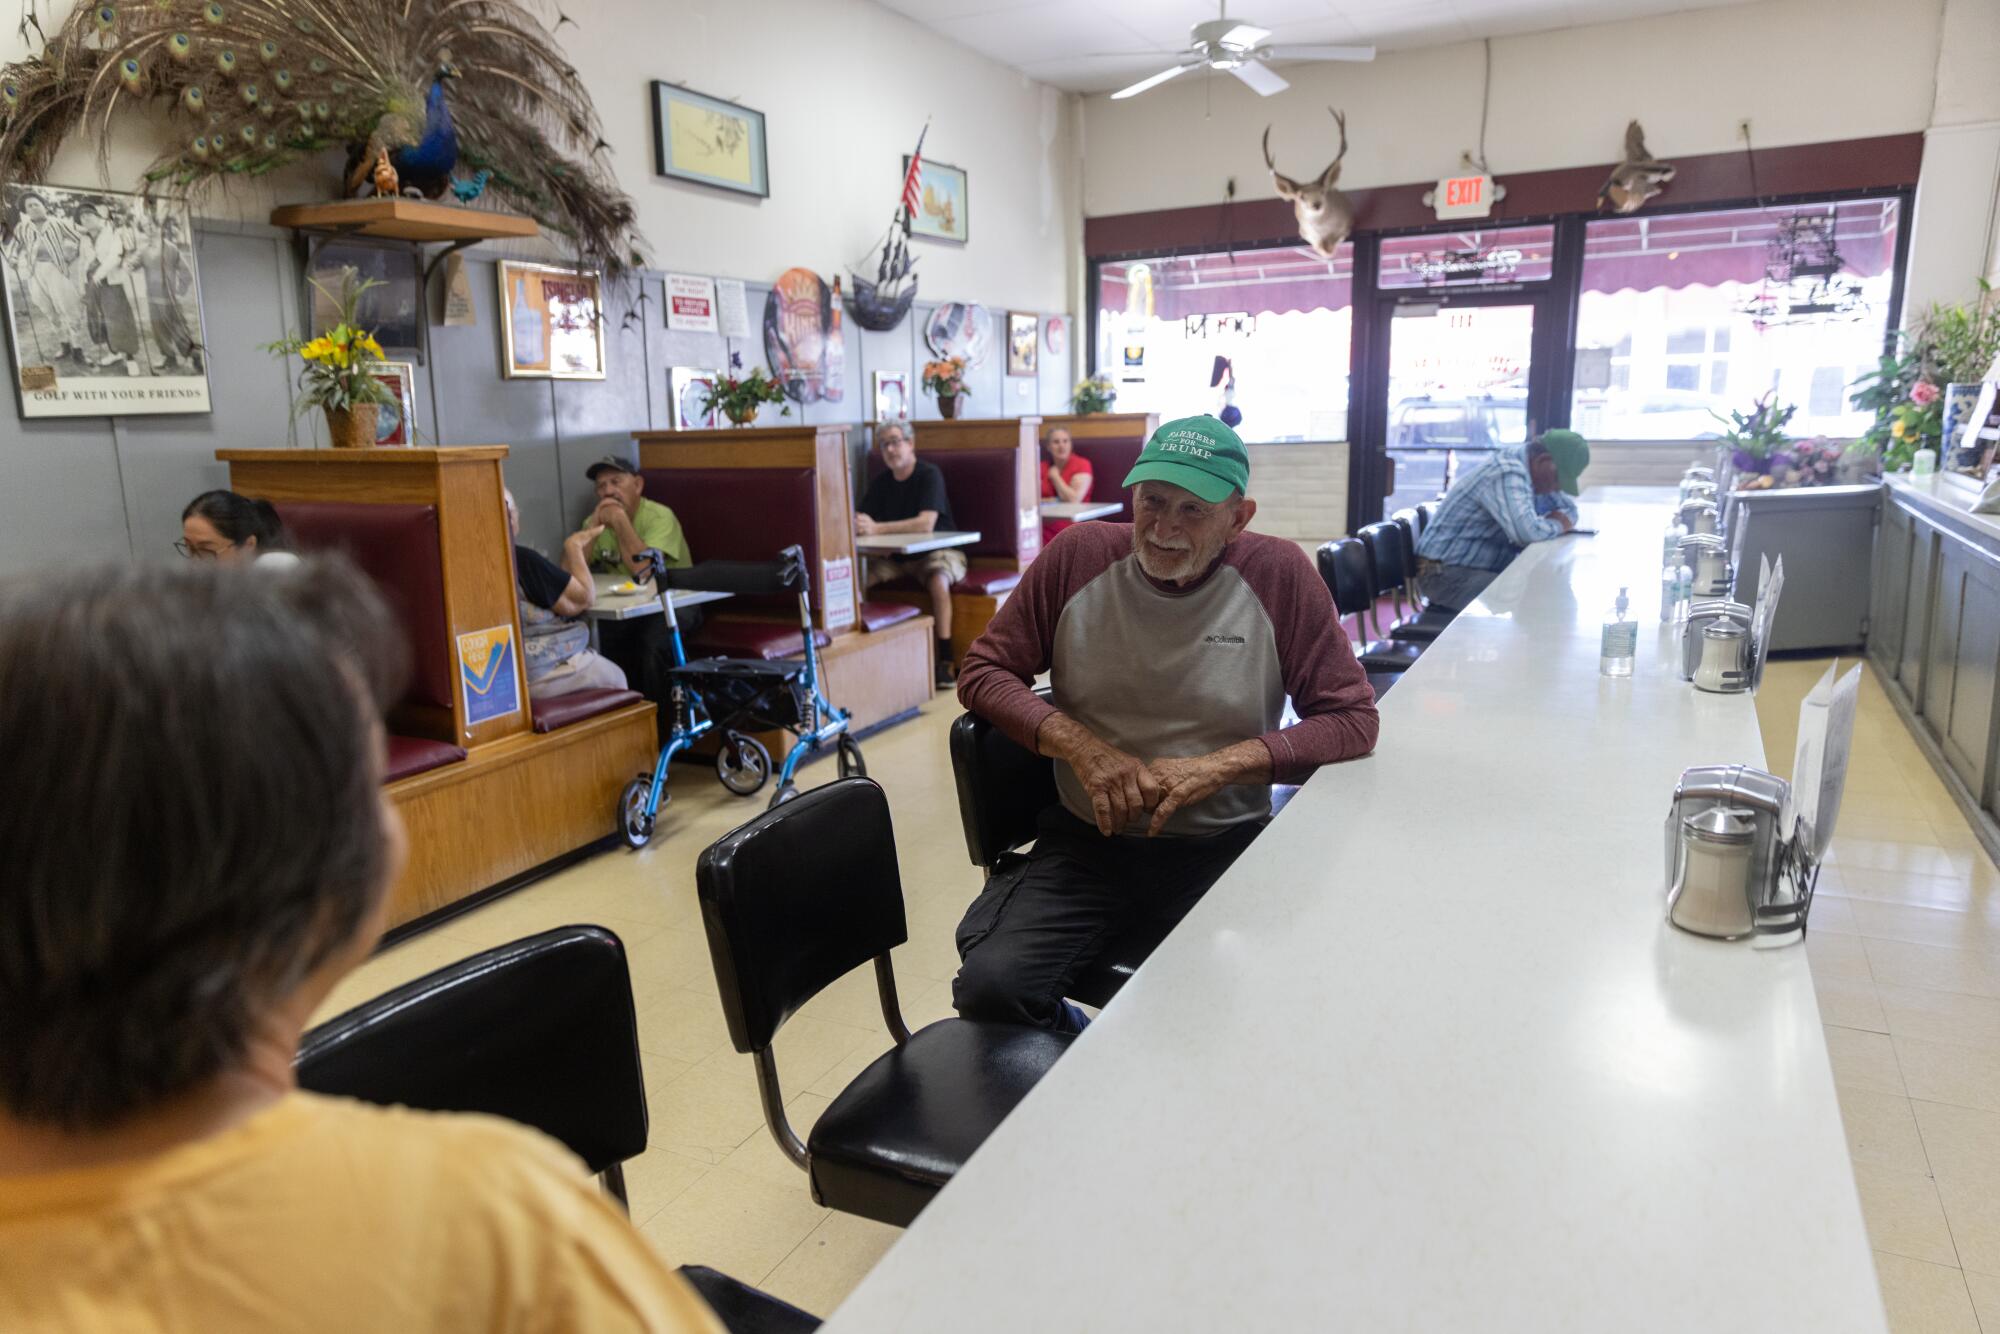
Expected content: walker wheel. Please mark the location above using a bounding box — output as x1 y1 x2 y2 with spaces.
716 731 773 797
767 783 801 811
837 733 866 779
618 775 658 849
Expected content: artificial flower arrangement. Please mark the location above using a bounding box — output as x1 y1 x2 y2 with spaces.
922 356 968 398
1714 391 1796 476
266 271 394 448
699 366 791 425
1072 374 1117 415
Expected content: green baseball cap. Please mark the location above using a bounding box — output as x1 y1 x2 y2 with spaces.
1122 415 1251 504
1539 429 1590 496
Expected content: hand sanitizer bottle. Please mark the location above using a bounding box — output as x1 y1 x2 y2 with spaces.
1602 587 1636 677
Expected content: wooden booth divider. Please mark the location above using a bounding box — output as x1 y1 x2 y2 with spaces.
632 425 934 735
1033 412 1160 523
219 447 657 931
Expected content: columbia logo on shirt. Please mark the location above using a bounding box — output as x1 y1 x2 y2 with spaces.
1204 633 1246 646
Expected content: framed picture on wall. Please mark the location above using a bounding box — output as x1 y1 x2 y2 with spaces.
669 365 720 429
374 360 417 445
0 182 211 418
306 235 422 353
905 157 968 244
1007 311 1038 377
498 260 606 380
652 83 769 198
872 370 909 422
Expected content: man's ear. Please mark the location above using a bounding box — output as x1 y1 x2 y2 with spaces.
1229 495 1257 538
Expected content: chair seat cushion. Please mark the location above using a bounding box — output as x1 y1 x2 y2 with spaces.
689 618 832 661
1387 622 1446 643
808 1018 1073 1227
384 734 466 782
879 568 1022 598
531 687 644 734
857 600 922 632
1356 639 1423 673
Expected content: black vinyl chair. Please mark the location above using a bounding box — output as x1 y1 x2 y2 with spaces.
1387 510 1455 641
949 708 1142 1008
697 778 1073 1227
297 926 815 1334
1316 538 1420 687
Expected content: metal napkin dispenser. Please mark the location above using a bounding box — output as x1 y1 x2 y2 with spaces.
1664 765 1817 940
1681 598 1752 680
1678 534 1733 598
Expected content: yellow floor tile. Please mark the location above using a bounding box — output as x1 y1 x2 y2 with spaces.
1818 974 1892 1034
1808 930 1875 984
1864 938 2000 1002
759 1210 904 1317
1853 1162 1960 1267
1895 1037 2000 1115
1825 1025 1908 1096
1911 1100 2000 1276
1837 1087 1933 1175
1879 986 2000 1052
639 1165 831 1286
1963 1269 2000 1329
1853 900 2000 956
1872 1252 1980 1334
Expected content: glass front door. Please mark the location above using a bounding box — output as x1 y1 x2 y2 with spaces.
1380 301 1538 521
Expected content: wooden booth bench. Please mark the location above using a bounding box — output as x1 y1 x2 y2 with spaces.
219 447 656 933
629 424 935 735
867 416 1043 667
1035 411 1160 524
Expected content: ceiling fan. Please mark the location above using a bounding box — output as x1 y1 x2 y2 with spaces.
1109 2 1376 101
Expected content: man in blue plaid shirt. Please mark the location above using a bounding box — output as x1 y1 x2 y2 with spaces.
1414 430 1591 612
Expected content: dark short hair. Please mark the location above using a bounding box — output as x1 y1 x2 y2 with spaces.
182 489 293 553
0 559 407 1130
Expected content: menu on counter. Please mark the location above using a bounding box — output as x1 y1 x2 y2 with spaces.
1789 660 1861 858
1750 553 1784 692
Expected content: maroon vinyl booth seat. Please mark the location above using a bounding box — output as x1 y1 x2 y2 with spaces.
277 501 470 784
531 687 644 734
865 449 1024 597
641 466 900 659
1066 436 1146 525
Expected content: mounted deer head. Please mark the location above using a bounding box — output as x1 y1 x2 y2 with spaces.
1263 107 1354 259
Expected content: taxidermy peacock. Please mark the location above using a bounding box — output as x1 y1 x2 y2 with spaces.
0 0 645 274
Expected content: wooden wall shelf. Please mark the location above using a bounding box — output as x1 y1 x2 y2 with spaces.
269 198 541 244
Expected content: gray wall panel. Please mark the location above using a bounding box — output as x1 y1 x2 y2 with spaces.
549 302 651 543
0 419 128 568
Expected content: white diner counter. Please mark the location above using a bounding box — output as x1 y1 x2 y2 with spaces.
822 485 1882 1333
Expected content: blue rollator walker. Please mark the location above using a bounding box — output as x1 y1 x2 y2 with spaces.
616 543 864 848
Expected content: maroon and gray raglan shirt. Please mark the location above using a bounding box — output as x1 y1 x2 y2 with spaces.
957 522 1379 837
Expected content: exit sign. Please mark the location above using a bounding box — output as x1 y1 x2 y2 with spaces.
1432 173 1496 219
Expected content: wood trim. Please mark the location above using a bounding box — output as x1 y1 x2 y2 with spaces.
818 615 935 731
635 425 848 470
905 417 1043 449
382 702 656 927
1084 132 1926 258
219 447 511 464
269 200 541 243
1036 412 1159 442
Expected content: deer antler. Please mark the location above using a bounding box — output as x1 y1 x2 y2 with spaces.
1319 107 1349 185
1262 124 1276 172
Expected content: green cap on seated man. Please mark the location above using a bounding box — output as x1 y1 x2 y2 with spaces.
1122 415 1252 502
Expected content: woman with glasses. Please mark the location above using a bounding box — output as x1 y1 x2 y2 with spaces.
177 490 300 568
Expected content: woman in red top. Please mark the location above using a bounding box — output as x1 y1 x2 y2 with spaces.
1040 427 1095 539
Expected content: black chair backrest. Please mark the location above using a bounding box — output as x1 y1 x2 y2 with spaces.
296 925 646 1175
1356 522 1404 598
1416 500 1440 538
1389 514 1422 583
949 708 1059 870
1315 538 1374 619
697 778 908 1053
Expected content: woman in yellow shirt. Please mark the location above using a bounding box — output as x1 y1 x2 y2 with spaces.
0 559 723 1334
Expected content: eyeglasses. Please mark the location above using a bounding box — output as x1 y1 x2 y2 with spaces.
173 539 231 561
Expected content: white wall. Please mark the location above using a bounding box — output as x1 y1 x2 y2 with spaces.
1081 0 1942 219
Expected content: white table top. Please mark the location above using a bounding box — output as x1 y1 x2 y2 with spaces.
582 573 732 622
1040 500 1123 521
854 530 981 555
822 486 1881 1333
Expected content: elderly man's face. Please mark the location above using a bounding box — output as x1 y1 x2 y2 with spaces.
1131 480 1253 585
878 426 915 475
1528 449 1561 495
594 469 643 513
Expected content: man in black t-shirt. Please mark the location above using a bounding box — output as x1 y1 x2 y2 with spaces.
504 490 628 700
857 423 964 687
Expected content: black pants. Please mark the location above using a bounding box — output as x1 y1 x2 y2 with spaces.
598 610 704 740
952 806 1267 1032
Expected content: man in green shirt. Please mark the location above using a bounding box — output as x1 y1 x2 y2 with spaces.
580 454 690 576
576 453 694 733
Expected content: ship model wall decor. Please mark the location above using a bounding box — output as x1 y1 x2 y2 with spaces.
846 124 928 333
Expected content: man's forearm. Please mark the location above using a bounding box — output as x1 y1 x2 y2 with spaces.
872 513 939 535
560 542 594 599
1204 737 1273 785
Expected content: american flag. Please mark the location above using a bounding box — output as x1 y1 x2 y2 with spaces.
900 124 929 219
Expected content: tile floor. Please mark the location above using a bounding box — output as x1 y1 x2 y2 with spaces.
318 655 2000 1329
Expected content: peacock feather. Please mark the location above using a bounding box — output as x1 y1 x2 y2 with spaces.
0 0 644 275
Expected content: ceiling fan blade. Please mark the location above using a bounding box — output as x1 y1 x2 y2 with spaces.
1260 44 1377 62
1227 59 1290 97
1217 22 1270 48
1110 61 1200 100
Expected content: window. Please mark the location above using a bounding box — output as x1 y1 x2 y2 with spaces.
1569 198 1900 441
1095 244 1353 443
1377 224 1555 290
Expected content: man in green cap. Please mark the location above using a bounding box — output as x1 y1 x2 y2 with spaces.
1413 428 1591 613
952 415 1381 1033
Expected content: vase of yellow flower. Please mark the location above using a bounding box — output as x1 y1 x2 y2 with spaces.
266 271 395 449
923 356 968 418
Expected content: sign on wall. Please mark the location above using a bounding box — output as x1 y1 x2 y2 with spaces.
666 273 718 333
1426 173 1502 221
457 625 522 727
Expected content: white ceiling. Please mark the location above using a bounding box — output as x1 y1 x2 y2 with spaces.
874 0 1756 94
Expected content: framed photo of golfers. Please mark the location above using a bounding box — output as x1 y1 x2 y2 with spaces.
0 183 212 418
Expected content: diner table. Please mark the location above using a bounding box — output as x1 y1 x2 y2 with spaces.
820 486 1882 1333
1039 500 1123 522
582 574 731 650
852 530 981 556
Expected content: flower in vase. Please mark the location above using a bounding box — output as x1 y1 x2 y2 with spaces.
1910 380 1940 406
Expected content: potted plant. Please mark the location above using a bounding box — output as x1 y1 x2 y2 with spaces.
1715 392 1796 484
1073 374 1117 415
267 271 394 449
923 356 968 418
1916 286 2000 465
1849 346 1925 471
698 366 790 426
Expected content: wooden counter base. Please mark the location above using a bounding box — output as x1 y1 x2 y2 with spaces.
383 700 656 928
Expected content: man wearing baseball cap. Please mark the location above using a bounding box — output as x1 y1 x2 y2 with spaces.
953 416 1380 1033
575 451 694 731
1414 429 1590 614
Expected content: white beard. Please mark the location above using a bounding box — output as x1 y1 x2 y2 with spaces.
1134 530 1225 584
